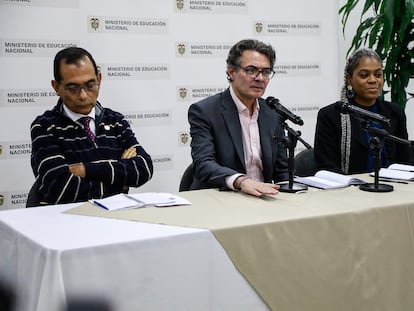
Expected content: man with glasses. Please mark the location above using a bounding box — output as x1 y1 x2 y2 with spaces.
30 47 153 205
188 39 288 197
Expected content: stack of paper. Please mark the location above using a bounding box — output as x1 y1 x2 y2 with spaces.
90 193 191 211
387 163 414 172
372 164 414 181
294 170 366 189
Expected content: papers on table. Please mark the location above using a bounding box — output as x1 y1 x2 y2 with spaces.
294 170 366 189
388 163 414 172
89 193 192 211
371 163 414 181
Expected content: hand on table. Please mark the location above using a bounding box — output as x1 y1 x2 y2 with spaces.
235 176 280 197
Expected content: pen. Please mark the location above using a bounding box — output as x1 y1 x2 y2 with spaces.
89 199 109 210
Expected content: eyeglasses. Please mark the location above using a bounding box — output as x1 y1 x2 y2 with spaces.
63 83 100 95
236 65 275 80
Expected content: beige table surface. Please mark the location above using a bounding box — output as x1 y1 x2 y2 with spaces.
66 176 414 310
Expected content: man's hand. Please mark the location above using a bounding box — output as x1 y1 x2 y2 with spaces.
69 163 86 178
121 147 137 192
235 176 280 197
121 146 137 159
68 147 136 187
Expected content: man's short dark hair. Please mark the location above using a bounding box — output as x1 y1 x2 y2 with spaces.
53 47 98 83
226 39 276 69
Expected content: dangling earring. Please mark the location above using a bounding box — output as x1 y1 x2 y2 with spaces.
346 85 355 99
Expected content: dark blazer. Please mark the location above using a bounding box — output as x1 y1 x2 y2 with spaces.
188 88 288 190
314 99 410 174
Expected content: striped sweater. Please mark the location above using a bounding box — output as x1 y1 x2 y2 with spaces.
30 100 153 205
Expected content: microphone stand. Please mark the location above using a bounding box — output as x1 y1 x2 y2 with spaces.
359 121 412 193
279 119 311 193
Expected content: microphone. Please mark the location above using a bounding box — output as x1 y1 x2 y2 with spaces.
266 97 304 126
335 101 391 127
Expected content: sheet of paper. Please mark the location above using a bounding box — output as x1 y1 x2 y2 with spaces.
294 170 366 189
126 193 176 205
90 193 192 211
372 168 414 181
90 193 144 211
294 176 345 189
315 170 365 186
154 194 192 207
388 163 414 172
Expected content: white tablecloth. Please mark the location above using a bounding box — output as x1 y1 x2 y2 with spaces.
0 203 267 311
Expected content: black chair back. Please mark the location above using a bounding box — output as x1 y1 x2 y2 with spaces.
294 148 316 177
26 179 41 208
179 163 194 191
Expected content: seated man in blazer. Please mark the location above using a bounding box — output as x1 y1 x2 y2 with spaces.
188 39 288 197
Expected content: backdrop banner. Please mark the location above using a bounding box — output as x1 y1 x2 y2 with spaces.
0 0 339 209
